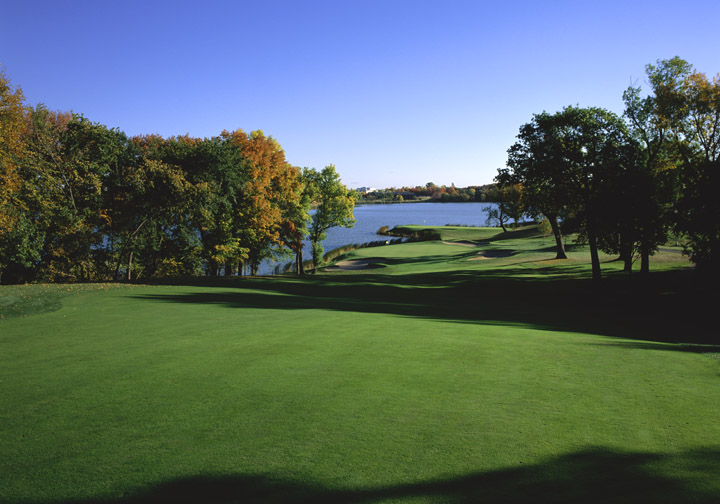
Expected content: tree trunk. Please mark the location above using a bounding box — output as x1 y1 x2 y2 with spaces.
587 226 602 281
623 254 633 273
111 234 120 280
311 240 320 274
499 207 508 233
127 251 133 281
619 237 633 273
640 247 650 276
114 219 148 282
296 248 304 275
144 234 163 279
224 263 233 276
547 214 567 259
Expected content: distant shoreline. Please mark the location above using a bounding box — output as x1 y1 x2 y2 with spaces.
354 198 496 206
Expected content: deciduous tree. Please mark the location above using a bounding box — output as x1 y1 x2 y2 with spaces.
483 184 524 232
305 165 355 271
502 112 574 259
0 68 26 282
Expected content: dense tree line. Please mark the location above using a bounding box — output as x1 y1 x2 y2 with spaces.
496 57 719 280
0 68 354 284
358 183 495 203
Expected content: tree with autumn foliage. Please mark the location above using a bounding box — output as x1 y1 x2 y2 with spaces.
220 129 303 275
0 67 27 282
1 105 72 283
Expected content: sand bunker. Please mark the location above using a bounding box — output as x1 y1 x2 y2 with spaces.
325 258 385 271
469 250 513 260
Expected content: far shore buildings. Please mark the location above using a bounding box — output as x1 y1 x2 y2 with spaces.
354 187 377 193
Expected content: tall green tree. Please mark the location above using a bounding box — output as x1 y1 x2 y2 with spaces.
619 57 691 274
11 111 128 282
632 57 720 277
551 106 630 281
673 68 720 276
108 150 195 279
305 165 355 271
126 134 204 278
502 112 574 259
45 116 128 281
278 167 310 275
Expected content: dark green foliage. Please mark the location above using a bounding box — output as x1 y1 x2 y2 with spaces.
676 158 720 275
503 106 631 276
378 226 442 241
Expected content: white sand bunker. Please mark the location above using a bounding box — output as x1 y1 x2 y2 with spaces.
469 250 513 260
326 258 385 271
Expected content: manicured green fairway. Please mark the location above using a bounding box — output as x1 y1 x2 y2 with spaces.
1 228 718 503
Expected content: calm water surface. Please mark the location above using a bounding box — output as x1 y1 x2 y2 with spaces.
262 202 497 274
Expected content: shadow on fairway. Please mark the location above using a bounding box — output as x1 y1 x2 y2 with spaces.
133 268 717 345
479 227 540 241
592 341 720 354
54 447 720 504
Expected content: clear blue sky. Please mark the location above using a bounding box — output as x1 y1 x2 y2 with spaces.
2 0 718 188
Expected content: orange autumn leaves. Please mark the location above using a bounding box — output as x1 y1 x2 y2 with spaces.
0 68 25 237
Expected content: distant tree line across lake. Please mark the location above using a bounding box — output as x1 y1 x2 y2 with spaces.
356 183 496 204
0 67 354 283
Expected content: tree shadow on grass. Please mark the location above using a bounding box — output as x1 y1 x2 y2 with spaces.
134 268 717 346
592 341 720 355
481 227 541 242
57 447 720 504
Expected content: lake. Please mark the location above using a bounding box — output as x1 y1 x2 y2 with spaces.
262 202 498 274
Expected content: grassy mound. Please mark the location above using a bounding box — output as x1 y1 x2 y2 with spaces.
1 227 717 503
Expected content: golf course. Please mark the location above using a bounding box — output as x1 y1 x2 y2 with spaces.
1 226 718 504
